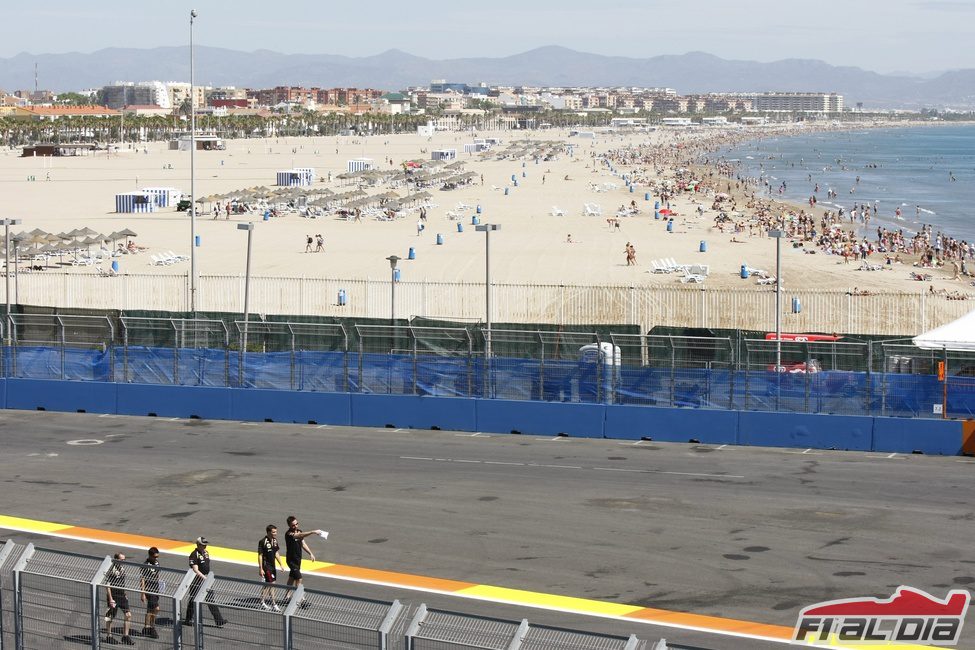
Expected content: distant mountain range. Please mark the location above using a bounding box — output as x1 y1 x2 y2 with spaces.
1 45 973 109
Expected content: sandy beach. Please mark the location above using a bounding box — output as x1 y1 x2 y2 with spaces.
0 124 968 296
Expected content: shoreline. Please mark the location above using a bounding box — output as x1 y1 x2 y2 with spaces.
0 120 971 303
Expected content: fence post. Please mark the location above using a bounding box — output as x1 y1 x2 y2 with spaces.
55 316 65 380
171 569 196 650
507 619 529 650
403 603 427 650
193 573 216 649
377 600 403 650
282 584 304 649
11 543 35 650
90 556 113 649
0 541 15 649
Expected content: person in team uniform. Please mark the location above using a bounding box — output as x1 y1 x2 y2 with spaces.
284 516 323 588
183 537 225 627
139 547 161 638
104 553 134 645
257 525 283 611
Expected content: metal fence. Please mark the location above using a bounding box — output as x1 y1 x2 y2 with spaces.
0 544 666 650
6 272 973 336
2 315 975 419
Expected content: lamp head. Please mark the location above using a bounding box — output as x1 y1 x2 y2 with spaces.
386 255 401 269
190 9 198 18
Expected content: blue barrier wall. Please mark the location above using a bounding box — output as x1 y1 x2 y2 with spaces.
738 411 874 452
475 399 606 438
6 378 118 414
872 416 962 455
350 394 476 431
605 405 739 444
1 379 965 455
231 389 352 425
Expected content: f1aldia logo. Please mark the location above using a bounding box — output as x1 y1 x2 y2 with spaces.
794 587 970 646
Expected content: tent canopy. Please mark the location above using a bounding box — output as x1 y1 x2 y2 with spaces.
913 309 975 351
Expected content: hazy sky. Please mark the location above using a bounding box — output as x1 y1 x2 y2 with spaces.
4 0 971 74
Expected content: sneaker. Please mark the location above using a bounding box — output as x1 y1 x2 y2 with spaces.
121 636 135 646
215 621 226 628
140 627 150 637
260 601 271 611
148 628 158 639
272 603 281 612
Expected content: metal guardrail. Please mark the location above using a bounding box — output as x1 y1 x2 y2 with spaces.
0 545 667 650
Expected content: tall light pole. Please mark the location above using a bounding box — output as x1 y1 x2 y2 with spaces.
474 223 500 358
11 234 22 306
237 222 255 384
386 255 400 321
769 228 784 370
189 8 198 313
2 218 22 344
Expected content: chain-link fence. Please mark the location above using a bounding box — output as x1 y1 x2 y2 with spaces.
3 314 974 418
0 542 25 650
1 545 663 650
404 606 645 650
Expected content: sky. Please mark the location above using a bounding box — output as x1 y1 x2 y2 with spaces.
3 0 972 74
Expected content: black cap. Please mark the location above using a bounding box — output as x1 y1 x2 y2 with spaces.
195 536 208 546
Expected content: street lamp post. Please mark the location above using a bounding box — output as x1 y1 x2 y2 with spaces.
769 228 784 369
386 255 401 321
237 223 255 384
2 218 22 344
474 224 500 359
189 8 198 313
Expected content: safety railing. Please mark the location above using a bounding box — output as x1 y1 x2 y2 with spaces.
3 314 975 419
0 545 663 650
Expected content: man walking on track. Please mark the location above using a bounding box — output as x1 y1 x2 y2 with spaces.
285 516 323 588
258 524 284 611
183 536 226 628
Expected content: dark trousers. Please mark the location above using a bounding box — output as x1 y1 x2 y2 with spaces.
184 577 225 625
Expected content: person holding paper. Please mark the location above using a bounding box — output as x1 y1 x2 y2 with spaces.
284 515 323 587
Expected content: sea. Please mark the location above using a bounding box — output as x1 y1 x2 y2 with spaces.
717 124 975 242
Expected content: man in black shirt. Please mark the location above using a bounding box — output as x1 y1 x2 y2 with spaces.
257 524 283 611
103 553 134 645
183 537 225 627
284 515 323 587
139 547 161 639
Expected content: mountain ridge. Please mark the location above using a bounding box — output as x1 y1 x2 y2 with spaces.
0 46 970 109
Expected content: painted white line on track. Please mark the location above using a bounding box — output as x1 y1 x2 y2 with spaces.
167 417 180 421
240 422 260 426
887 453 898 459
717 444 728 450
398 456 746 479
66 439 104 446
802 449 812 454
316 425 331 429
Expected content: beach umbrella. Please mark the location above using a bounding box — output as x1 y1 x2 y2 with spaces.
78 227 98 237
118 228 138 244
28 227 48 236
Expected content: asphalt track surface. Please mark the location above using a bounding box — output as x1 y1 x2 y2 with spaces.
0 410 973 649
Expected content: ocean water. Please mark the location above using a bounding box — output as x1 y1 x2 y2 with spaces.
718 124 975 242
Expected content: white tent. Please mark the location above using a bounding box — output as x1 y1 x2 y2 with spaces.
912 308 975 351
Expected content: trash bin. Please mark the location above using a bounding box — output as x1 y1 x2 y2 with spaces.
194 235 201 247
654 211 660 220
393 268 401 282
792 297 802 313
472 216 480 225
408 247 416 260
476 205 482 214
666 220 673 233
645 193 651 201
111 260 120 273
740 265 750 279
699 240 707 252
436 233 444 245
504 188 509 196
457 223 464 232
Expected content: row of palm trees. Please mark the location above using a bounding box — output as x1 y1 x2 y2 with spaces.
0 108 623 147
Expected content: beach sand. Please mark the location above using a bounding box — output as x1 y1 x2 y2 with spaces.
0 126 965 295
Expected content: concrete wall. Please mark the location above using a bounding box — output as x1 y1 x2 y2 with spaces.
0 379 966 455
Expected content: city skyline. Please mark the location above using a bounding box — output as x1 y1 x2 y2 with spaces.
0 0 971 75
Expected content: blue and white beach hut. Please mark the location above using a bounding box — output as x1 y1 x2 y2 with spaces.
115 191 156 213
141 187 182 208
